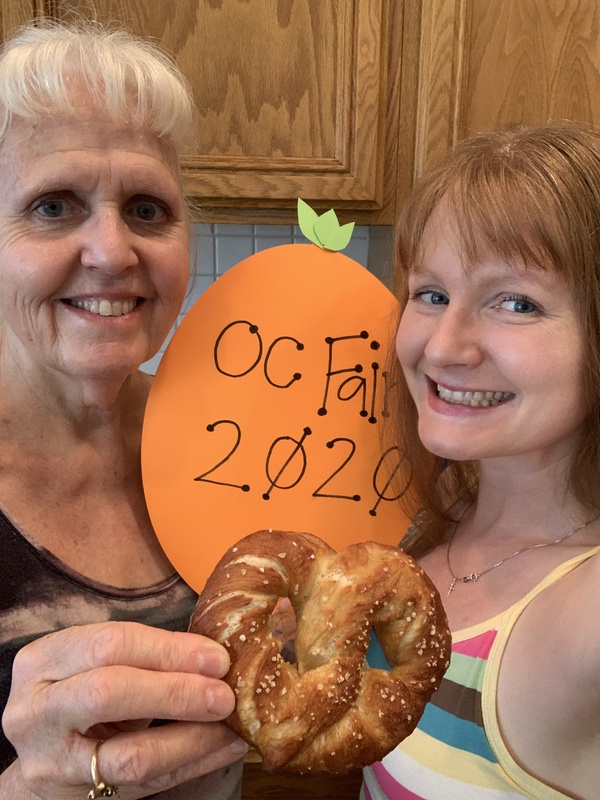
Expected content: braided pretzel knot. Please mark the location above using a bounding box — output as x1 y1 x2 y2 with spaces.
190 530 451 773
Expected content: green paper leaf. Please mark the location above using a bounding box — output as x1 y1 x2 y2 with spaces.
313 209 339 248
297 198 321 246
296 198 356 251
322 221 355 251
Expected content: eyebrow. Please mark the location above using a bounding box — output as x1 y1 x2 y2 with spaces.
412 258 548 288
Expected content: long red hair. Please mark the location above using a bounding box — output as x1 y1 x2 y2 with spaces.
389 122 600 556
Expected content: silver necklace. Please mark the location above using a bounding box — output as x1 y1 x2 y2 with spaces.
446 513 600 597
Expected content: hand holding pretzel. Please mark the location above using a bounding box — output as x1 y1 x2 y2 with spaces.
2 622 248 799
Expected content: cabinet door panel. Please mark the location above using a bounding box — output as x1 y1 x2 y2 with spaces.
25 0 395 221
416 0 600 173
464 0 600 134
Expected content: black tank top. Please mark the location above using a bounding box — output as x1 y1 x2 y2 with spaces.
0 508 243 798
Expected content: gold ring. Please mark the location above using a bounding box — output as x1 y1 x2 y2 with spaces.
87 739 119 798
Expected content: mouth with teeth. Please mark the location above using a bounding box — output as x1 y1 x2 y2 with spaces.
65 298 140 317
436 383 513 408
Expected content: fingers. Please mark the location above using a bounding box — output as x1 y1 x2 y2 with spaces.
80 722 248 795
42 664 236 732
15 622 230 683
3 622 243 799
15 722 248 799
6 622 237 754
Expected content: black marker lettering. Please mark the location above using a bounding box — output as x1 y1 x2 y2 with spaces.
262 427 312 500
312 438 361 501
214 320 262 378
264 336 304 389
194 420 250 492
369 445 410 516
318 331 370 417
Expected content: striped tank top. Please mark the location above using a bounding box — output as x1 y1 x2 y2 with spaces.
361 546 600 800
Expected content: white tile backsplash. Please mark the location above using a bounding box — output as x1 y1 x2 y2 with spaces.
141 223 376 374
215 233 255 274
179 273 215 317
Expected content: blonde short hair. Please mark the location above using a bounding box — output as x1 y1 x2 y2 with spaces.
0 19 195 156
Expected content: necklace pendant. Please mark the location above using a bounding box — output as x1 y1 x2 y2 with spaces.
463 572 479 584
447 578 457 597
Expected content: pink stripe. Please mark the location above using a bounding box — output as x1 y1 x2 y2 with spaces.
362 780 373 800
452 628 497 659
371 761 425 800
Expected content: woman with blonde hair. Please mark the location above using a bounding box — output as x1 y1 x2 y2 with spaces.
0 19 246 800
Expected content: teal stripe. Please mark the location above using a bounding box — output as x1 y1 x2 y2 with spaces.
366 631 390 669
368 631 494 761
418 702 496 762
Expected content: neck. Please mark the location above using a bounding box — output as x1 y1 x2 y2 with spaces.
0 367 151 520
0 354 151 444
448 502 599 583
468 456 590 543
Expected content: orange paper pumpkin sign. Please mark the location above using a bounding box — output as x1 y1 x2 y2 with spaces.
142 242 410 592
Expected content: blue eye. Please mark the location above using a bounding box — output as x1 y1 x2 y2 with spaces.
36 199 65 218
501 295 539 314
409 290 449 306
135 202 160 221
429 291 449 305
128 198 169 224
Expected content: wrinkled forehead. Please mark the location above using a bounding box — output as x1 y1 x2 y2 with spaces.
0 115 187 228
0 101 180 175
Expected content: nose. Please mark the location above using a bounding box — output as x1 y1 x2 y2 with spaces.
79 208 139 273
424 305 483 368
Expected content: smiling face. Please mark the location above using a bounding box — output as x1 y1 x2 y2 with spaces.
0 101 191 385
396 205 588 467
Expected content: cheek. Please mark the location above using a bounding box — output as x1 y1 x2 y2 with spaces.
0 241 60 286
395 311 421 374
154 243 191 303
522 333 584 394
0 258 57 322
554 357 588 422
502 333 587 424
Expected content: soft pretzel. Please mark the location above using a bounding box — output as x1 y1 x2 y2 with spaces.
189 529 451 773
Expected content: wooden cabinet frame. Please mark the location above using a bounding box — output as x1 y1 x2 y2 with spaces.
0 0 423 224
4 1 597 225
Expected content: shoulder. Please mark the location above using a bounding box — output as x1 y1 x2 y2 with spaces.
539 548 600 710
495 548 600 794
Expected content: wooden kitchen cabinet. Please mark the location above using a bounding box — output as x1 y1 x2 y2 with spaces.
1 0 600 222
417 0 600 173
0 0 413 224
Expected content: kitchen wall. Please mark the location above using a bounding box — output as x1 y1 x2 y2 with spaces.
142 223 395 374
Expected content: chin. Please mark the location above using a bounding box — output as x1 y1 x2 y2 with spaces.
417 427 487 462
63 353 146 382
423 443 473 461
